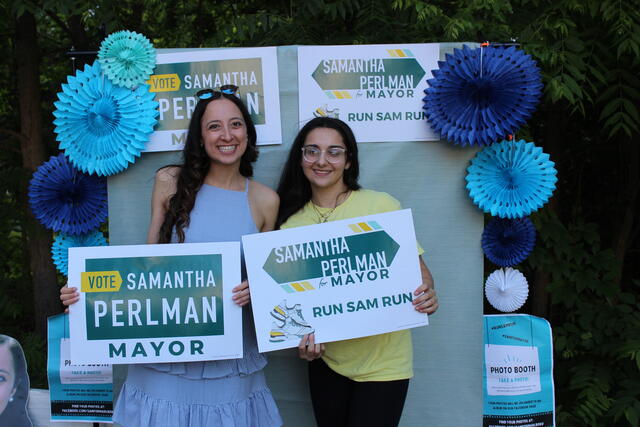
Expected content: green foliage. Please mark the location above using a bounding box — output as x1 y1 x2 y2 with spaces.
528 210 640 426
0 0 638 421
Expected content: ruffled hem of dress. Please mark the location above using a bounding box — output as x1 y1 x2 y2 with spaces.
143 350 267 379
113 381 282 427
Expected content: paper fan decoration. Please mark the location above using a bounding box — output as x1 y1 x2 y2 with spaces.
423 44 542 146
52 231 108 276
466 139 557 218
485 267 529 312
98 30 156 89
482 217 536 267
53 61 158 176
28 153 108 234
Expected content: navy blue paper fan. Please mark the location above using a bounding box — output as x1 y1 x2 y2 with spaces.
52 231 108 276
53 61 159 176
466 139 557 218
423 45 543 146
28 153 108 235
482 217 536 267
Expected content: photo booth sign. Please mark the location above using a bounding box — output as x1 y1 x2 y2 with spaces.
68 242 242 364
298 43 440 141
483 315 556 427
145 47 282 151
47 313 114 423
242 209 427 352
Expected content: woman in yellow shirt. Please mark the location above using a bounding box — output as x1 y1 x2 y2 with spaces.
276 117 439 427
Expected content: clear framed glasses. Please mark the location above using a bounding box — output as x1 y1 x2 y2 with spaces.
196 85 239 100
301 146 347 163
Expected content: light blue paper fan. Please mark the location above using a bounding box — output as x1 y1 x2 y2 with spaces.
466 139 557 218
98 30 156 89
52 231 108 276
53 61 159 176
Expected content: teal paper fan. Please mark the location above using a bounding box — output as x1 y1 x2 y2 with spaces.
52 231 108 276
98 30 156 88
466 139 557 218
53 61 159 176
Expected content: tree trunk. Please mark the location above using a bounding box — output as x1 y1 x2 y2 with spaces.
530 107 563 320
15 11 61 338
613 135 639 283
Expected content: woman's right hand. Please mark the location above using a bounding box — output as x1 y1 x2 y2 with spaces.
60 285 79 313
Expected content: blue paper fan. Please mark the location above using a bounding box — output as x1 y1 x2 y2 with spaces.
98 30 156 89
482 217 536 267
52 231 108 276
28 153 108 234
466 139 557 218
53 61 159 176
423 45 543 146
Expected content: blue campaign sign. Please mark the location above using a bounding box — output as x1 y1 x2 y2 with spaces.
483 314 555 427
47 313 113 422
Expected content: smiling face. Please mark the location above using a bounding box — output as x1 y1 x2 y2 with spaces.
301 127 351 195
0 343 16 415
200 98 248 167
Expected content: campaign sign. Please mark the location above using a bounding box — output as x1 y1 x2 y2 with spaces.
484 315 555 427
145 47 282 151
47 313 113 422
298 43 440 142
242 209 426 352
68 242 242 364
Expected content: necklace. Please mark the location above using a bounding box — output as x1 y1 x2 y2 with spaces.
311 191 350 223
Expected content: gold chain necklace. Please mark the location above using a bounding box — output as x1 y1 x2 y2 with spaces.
311 191 350 224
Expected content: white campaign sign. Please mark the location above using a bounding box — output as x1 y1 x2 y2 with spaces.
242 209 427 352
298 43 440 142
68 242 242 364
145 47 282 151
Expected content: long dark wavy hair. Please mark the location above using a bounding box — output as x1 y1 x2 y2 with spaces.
158 94 258 243
276 117 360 228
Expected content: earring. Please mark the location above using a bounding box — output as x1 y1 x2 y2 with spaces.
9 396 13 403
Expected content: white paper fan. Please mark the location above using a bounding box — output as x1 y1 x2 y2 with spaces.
485 267 529 312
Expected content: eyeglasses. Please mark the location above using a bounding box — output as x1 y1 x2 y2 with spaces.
301 146 347 164
196 85 239 100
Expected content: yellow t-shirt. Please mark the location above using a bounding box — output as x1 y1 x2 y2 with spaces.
281 189 424 382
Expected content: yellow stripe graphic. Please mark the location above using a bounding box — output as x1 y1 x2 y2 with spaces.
301 281 315 290
358 222 373 231
348 224 362 233
291 282 305 292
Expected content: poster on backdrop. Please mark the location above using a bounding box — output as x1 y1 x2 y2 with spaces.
242 209 427 353
47 313 113 423
483 314 555 427
145 47 282 151
68 242 242 364
298 43 440 141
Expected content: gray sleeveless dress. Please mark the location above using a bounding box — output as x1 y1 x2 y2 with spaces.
113 182 282 427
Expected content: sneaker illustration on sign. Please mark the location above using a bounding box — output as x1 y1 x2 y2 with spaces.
269 300 314 343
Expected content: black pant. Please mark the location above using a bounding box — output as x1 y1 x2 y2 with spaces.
308 358 410 427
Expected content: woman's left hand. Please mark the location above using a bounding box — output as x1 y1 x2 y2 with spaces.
413 256 438 314
232 280 251 306
413 285 438 314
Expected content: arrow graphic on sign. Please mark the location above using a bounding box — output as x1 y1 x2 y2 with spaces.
262 230 400 284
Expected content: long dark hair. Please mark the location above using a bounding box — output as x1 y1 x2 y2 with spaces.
158 94 258 243
276 117 360 228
